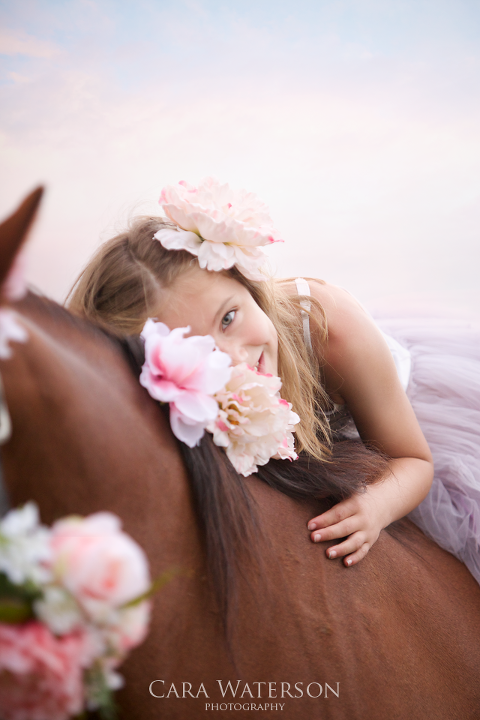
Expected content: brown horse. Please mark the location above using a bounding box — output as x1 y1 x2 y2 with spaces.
1 190 480 720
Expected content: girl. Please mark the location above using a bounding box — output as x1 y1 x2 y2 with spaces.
68 178 480 584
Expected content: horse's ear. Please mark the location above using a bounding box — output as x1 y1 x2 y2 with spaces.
0 187 44 287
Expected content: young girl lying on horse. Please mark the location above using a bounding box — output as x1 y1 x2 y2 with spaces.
68 178 480 583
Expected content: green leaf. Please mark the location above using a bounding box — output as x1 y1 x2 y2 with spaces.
0 597 33 624
85 663 118 720
0 572 42 602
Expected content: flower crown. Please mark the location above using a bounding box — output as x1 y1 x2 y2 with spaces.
139 319 299 477
153 177 283 281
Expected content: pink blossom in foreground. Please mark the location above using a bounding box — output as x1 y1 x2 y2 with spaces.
0 622 90 720
0 505 154 716
49 512 151 625
139 319 231 447
207 363 300 476
154 177 283 281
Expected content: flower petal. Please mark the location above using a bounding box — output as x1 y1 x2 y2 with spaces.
169 405 206 447
154 227 201 254
158 177 282 278
207 362 299 476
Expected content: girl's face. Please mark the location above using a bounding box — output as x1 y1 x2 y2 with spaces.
158 265 278 375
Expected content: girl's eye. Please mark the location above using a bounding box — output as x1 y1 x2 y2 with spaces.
221 310 236 331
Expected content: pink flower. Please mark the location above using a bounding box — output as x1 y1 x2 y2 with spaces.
0 622 90 720
139 319 232 447
154 177 283 281
49 513 151 625
207 363 300 476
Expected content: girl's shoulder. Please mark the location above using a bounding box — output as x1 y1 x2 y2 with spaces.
278 277 399 400
277 277 374 344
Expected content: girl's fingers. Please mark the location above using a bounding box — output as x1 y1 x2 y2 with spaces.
324 532 367 560
342 543 371 567
310 516 359 543
307 499 357 532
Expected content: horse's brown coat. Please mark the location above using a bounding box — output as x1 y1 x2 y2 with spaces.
1 191 480 719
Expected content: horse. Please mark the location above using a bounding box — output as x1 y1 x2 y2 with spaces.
1 189 480 720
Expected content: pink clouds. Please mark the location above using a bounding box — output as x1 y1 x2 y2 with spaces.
0 29 60 58
0 2 479 310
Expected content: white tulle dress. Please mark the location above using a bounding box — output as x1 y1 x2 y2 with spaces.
294 279 480 585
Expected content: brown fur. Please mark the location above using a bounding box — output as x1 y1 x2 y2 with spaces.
1 191 480 719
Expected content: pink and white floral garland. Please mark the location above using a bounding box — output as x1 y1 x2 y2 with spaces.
153 177 283 281
0 503 152 720
139 319 299 476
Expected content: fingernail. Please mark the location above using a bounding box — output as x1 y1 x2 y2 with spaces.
308 523 316 531
328 550 337 558
313 533 322 543
346 558 352 566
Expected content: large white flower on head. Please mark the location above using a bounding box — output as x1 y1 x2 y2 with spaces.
139 319 232 447
207 363 300 477
154 177 283 281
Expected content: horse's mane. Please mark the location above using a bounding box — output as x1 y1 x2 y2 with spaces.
113 325 392 636
17 290 392 640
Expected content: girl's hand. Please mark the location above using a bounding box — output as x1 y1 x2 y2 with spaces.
307 488 390 567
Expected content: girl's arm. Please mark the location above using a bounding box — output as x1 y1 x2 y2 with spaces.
302 281 434 566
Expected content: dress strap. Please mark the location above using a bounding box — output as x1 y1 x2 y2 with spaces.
294 278 313 354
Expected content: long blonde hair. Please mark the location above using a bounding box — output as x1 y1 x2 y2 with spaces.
67 216 333 459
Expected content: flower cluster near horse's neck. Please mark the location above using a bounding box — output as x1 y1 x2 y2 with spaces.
0 503 152 718
139 319 299 477
153 177 283 281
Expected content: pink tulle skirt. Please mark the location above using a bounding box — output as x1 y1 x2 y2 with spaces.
375 315 480 585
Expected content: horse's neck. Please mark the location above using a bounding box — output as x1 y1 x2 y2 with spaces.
0 297 188 534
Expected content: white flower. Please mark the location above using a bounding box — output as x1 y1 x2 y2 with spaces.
154 177 283 281
100 601 151 656
0 503 51 585
0 309 27 360
140 319 231 447
207 363 300 476
34 585 83 635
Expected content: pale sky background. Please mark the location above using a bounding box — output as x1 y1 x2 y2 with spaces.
1 0 479 314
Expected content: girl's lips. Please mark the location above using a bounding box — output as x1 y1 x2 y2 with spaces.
257 352 265 374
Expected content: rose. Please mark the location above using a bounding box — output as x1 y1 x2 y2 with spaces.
0 505 154 718
140 319 231 447
48 513 151 625
154 177 283 280
0 621 91 720
207 363 300 476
